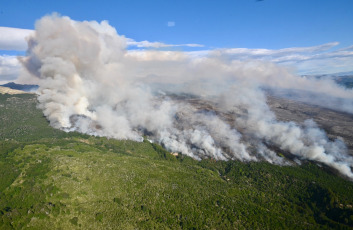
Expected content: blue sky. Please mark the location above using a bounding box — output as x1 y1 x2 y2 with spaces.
1 0 353 49
0 0 353 82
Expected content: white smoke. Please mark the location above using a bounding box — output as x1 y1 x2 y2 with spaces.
20 14 353 179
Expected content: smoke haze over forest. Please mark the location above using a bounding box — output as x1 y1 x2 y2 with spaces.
20 15 353 179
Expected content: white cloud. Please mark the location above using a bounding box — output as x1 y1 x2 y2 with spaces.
0 27 33 51
126 42 353 75
0 55 21 83
1 26 353 76
167 21 175 27
126 50 188 61
126 38 203 49
208 42 339 59
18 15 353 178
191 42 353 74
0 27 203 51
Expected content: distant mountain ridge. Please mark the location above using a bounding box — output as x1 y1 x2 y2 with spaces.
0 82 39 92
302 73 353 89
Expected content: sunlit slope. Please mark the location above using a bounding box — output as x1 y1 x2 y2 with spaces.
0 86 30 95
0 94 77 141
1 93 353 229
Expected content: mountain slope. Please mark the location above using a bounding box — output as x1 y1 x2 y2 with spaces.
1 93 353 229
0 86 31 95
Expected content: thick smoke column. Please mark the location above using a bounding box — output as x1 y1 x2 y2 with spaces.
20 14 353 179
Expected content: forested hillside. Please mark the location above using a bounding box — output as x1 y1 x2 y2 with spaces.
1 93 353 229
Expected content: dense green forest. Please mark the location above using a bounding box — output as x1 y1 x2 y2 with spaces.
0 93 353 229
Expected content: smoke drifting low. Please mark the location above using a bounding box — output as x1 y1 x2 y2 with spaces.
20 15 353 179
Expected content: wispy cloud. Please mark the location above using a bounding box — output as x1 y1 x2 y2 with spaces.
126 38 203 49
207 42 339 59
189 42 353 74
0 27 33 51
167 21 175 27
0 26 353 79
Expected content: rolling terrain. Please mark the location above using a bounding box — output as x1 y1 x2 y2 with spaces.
268 95 353 157
0 92 353 229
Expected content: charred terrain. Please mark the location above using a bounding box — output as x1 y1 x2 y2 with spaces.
1 91 353 229
268 95 353 157
2 14 353 230
169 93 353 167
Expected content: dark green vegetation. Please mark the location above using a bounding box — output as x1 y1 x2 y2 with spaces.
1 93 353 229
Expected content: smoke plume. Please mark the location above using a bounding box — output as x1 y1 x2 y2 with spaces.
20 14 353 179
